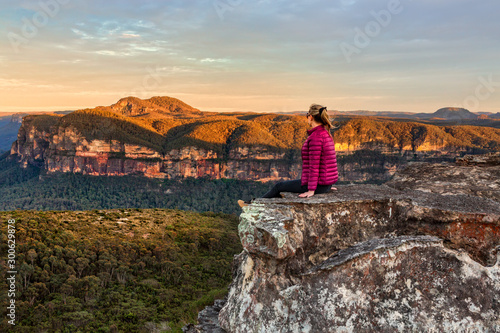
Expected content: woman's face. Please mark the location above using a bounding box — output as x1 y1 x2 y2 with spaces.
306 113 314 127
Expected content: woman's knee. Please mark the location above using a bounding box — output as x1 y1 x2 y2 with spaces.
273 181 285 192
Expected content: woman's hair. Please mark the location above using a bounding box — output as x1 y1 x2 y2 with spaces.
307 104 335 138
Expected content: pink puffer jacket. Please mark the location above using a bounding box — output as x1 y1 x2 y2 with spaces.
301 125 338 191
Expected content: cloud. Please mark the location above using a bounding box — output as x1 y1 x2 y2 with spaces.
121 33 141 38
0 78 65 90
0 0 499 112
200 58 230 63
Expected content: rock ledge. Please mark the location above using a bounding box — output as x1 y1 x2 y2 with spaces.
187 160 500 332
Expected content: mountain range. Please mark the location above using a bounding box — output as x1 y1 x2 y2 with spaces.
335 107 500 121
6 96 500 184
2 102 498 154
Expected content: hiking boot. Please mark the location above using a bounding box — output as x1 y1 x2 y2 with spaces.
238 200 251 208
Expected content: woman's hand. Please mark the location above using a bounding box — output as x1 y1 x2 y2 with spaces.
299 190 315 198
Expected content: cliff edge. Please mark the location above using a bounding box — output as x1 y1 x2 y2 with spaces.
186 155 500 332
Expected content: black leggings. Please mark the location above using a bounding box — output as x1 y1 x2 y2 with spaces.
262 179 332 198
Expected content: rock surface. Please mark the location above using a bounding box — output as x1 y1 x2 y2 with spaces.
386 153 500 202
188 158 500 332
183 299 227 333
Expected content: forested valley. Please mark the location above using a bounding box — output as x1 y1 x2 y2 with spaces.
0 152 270 215
0 209 241 332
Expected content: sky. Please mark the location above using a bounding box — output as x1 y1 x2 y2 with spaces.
0 0 499 113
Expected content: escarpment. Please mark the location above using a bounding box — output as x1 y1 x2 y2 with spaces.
10 114 302 181
8 116 309 182
9 97 500 183
185 156 500 333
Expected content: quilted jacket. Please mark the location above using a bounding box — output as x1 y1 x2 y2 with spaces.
301 125 338 191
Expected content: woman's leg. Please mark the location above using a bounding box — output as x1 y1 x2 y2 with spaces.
262 179 305 198
314 184 332 195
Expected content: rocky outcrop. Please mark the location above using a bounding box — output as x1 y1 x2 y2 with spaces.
183 299 227 333
10 115 54 168
187 158 500 332
387 153 500 203
11 121 167 178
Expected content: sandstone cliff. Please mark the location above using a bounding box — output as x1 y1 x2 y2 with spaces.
10 116 401 182
10 115 301 181
9 116 467 183
185 155 500 332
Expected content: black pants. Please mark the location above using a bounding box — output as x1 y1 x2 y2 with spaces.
262 179 332 198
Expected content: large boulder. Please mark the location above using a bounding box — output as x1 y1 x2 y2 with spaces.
189 158 500 332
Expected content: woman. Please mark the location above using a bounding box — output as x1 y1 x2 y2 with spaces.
238 104 338 206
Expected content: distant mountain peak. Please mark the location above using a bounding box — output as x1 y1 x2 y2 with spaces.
110 96 200 116
432 107 477 120
436 107 469 112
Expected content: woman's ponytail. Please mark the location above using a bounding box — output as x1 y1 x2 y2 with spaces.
308 104 335 139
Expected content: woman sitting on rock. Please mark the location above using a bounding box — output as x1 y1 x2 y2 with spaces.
239 104 338 207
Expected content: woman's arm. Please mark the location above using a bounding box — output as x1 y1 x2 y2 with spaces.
305 134 323 193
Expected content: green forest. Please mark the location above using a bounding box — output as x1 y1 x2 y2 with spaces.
0 152 271 215
0 209 241 332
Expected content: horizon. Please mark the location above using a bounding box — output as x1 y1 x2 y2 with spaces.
0 99 494 115
1 1 499 113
